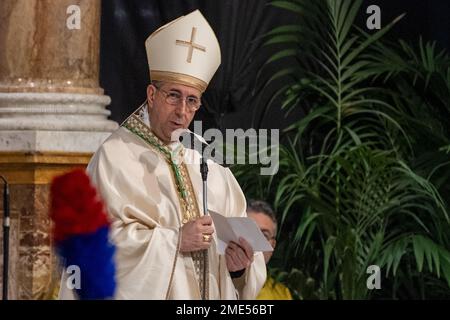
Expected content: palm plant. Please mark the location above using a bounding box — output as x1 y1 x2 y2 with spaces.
233 0 450 299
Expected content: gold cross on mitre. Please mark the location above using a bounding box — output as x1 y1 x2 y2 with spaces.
176 27 206 63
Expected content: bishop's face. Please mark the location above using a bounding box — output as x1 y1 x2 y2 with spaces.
146 82 201 143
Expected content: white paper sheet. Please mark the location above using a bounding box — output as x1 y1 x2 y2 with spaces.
209 210 274 255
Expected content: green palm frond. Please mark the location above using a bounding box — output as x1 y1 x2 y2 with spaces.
379 235 450 288
234 0 450 299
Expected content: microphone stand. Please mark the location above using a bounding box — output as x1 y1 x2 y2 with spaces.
200 148 209 301
1 176 10 301
181 132 220 300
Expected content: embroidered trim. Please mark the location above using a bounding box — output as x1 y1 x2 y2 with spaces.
123 115 188 200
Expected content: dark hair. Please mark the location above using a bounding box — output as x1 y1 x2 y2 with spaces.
246 199 277 225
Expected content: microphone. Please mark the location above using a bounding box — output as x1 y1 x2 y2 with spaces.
178 131 229 168
174 131 228 300
176 132 211 301
178 130 206 151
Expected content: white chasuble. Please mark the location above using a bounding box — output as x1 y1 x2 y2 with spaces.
59 108 266 300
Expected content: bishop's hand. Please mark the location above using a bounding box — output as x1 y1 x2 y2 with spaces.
180 215 214 252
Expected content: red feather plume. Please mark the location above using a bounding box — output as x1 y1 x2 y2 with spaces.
50 168 110 242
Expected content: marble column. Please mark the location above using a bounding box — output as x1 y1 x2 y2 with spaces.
0 0 117 299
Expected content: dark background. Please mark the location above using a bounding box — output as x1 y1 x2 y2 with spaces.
100 0 450 130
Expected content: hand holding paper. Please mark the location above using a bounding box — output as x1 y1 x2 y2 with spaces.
209 210 274 255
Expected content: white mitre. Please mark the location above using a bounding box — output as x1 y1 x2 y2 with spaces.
145 10 221 93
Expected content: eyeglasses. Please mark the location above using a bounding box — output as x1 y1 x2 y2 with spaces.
155 87 201 112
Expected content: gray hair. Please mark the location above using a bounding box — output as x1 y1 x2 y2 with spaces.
151 80 164 88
